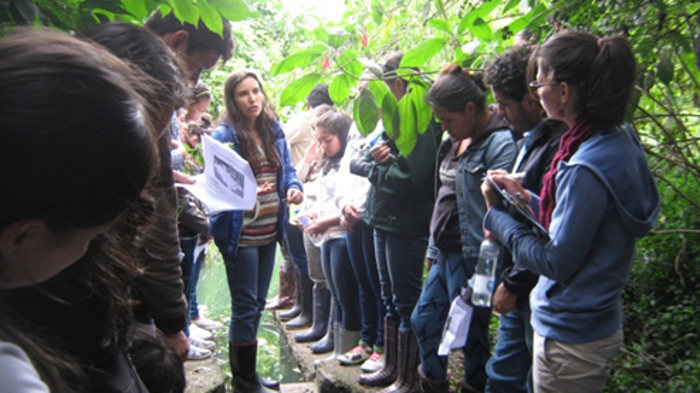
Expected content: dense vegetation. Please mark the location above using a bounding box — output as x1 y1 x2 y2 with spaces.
3 0 698 390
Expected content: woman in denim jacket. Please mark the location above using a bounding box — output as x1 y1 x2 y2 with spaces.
410 65 517 393
210 71 303 393
482 32 659 393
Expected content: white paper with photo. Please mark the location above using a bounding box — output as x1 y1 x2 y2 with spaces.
180 134 256 214
437 294 474 356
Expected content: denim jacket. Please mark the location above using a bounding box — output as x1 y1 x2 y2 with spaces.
484 124 660 343
209 120 302 257
427 118 517 261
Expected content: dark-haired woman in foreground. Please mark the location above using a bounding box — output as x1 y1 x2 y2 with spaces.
0 31 155 392
482 32 659 393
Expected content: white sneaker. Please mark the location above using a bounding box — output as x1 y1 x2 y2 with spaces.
189 323 214 340
360 350 384 373
187 344 212 361
193 316 224 331
189 336 215 350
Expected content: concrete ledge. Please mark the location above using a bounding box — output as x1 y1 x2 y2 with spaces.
184 357 226 393
273 314 384 393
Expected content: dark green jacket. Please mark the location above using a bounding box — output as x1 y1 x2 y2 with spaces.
361 121 442 237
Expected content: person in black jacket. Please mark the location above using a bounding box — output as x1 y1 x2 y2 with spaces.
482 46 566 393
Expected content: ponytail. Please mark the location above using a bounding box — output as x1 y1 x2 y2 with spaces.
585 35 636 127
428 64 486 112
535 31 636 128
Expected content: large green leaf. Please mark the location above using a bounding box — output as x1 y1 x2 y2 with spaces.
368 80 390 110
209 0 251 21
198 0 223 38
169 0 198 25
473 0 499 19
457 0 498 35
327 30 348 49
329 73 355 105
381 93 399 140
338 49 363 76
509 4 550 35
468 17 494 41
271 45 328 75
353 89 379 137
121 0 148 20
400 37 449 68
502 0 520 13
428 18 451 35
408 82 432 135
396 95 417 156
279 73 321 107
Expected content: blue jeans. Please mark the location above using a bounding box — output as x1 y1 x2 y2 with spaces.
411 252 491 390
486 305 533 393
373 228 427 331
284 222 308 275
346 220 383 347
179 237 196 336
321 237 360 331
187 246 205 321
223 242 277 343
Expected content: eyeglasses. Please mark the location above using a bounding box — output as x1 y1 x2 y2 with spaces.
528 80 558 89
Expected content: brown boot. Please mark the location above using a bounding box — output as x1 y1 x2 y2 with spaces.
265 267 296 311
379 329 420 393
359 318 398 387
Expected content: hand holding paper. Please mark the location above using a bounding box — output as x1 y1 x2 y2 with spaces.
179 135 256 214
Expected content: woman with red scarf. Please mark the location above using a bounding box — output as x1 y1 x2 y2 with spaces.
481 31 659 393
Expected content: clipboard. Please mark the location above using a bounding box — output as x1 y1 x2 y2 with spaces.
487 175 550 240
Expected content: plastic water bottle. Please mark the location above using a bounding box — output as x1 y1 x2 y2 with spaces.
471 239 500 307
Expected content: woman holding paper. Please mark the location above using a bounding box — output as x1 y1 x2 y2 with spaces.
482 32 659 392
410 65 517 393
210 70 303 393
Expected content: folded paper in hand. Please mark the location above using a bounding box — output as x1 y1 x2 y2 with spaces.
438 288 474 356
180 135 256 213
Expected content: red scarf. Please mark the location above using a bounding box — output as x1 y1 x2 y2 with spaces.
538 118 597 230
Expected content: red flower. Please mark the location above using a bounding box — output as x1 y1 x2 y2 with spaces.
322 57 330 70
361 33 368 47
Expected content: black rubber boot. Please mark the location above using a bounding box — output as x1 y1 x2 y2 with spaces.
285 273 313 329
229 341 278 393
359 318 398 387
257 374 280 391
295 284 330 342
418 365 449 393
310 298 335 354
380 329 420 393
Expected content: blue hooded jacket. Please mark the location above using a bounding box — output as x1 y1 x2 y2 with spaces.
209 120 302 257
484 124 660 343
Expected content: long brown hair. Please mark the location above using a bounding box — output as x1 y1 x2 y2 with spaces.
223 70 281 168
0 30 156 392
